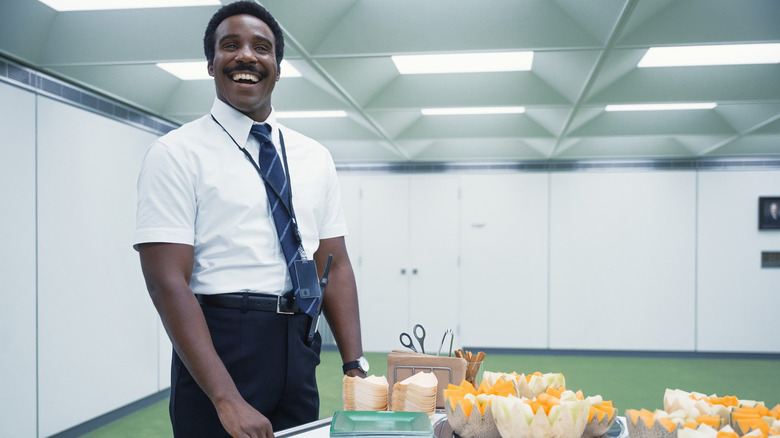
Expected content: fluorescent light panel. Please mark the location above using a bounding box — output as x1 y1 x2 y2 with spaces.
392 51 533 74
38 0 220 11
156 60 302 80
605 103 717 112
156 62 210 80
639 43 780 67
276 110 347 119
421 106 526 116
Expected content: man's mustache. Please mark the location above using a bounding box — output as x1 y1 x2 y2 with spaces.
223 64 270 79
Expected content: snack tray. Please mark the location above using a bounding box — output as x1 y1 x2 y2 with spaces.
330 411 434 437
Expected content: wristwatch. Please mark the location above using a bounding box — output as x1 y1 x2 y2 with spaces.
342 356 369 374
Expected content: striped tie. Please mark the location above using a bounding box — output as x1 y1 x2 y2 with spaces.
249 123 312 313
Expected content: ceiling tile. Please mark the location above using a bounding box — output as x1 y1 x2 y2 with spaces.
556 136 693 159
706 134 780 157
585 65 780 104
569 111 738 137
532 50 601 102
618 0 780 46
367 72 570 109
326 140 406 162
716 104 780 134
409 138 549 162
397 113 554 140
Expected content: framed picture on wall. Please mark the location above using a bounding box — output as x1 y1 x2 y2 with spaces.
759 197 780 229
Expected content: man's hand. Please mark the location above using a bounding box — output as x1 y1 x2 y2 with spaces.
216 396 274 438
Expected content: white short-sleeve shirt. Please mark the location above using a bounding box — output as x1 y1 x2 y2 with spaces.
134 98 348 295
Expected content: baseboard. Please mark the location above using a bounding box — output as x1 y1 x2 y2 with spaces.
48 388 170 438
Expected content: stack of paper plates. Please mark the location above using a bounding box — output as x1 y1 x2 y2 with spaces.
343 375 389 411
391 372 438 416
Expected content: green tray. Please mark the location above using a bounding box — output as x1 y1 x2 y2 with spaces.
330 411 434 437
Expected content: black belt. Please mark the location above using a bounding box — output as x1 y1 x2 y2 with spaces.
195 293 301 314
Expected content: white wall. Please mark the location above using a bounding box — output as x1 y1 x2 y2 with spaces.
336 174 363 289
158 320 172 390
458 173 550 349
549 171 697 350
341 169 778 354
697 170 780 352
0 81 38 438
35 97 161 436
0 80 171 437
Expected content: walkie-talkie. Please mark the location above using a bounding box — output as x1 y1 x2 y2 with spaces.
307 254 333 345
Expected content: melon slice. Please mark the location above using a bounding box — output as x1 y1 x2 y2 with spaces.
583 396 618 438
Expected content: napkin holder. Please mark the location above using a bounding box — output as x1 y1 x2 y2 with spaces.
387 350 467 409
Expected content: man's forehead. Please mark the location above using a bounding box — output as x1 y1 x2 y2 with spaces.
215 14 274 42
217 31 274 44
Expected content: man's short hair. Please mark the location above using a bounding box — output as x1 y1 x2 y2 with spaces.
203 1 285 69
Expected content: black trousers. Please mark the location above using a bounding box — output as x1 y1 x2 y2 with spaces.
169 304 322 437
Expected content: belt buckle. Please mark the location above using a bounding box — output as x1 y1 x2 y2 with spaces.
276 295 294 315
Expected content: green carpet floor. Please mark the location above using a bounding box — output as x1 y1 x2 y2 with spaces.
81 351 780 437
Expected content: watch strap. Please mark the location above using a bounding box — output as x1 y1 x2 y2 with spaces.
342 359 360 374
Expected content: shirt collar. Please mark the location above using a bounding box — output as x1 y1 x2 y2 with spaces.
210 98 279 146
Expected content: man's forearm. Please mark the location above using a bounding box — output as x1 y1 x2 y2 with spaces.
315 237 364 369
322 261 363 364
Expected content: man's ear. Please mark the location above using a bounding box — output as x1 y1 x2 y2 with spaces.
208 63 215 77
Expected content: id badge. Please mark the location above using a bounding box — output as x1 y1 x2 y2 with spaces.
294 259 322 300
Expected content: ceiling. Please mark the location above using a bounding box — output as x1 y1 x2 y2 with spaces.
1 0 779 163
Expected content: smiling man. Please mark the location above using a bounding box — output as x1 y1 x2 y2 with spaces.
134 2 366 437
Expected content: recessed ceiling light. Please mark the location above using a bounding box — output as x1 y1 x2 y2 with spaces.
38 0 220 11
276 110 348 119
156 60 302 80
638 43 780 67
156 61 210 80
280 61 303 78
421 106 526 116
392 51 533 74
605 103 718 111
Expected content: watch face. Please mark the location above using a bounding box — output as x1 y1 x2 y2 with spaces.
358 356 369 372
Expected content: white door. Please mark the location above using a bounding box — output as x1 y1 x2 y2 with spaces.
407 176 460 356
358 177 411 353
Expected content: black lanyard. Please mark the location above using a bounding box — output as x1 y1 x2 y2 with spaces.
210 114 305 254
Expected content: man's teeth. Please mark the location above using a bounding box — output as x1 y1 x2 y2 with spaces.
232 73 260 83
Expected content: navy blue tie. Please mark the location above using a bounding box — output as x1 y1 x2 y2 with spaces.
249 124 319 319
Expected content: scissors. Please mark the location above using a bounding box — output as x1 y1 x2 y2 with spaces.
399 324 426 354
